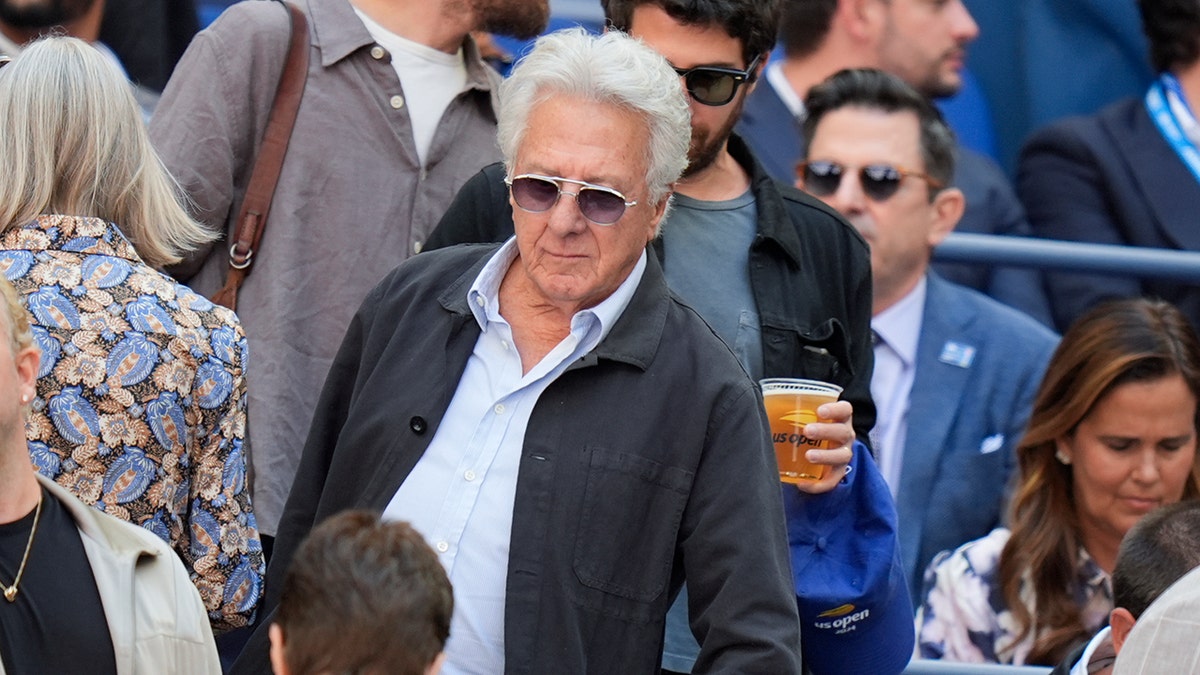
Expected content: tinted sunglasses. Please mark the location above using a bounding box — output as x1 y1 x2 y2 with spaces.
505 173 637 225
673 54 761 106
797 160 944 202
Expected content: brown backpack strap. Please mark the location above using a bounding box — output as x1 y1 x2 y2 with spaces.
212 0 310 311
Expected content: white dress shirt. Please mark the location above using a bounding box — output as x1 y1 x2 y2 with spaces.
765 61 806 120
869 277 927 494
384 239 646 674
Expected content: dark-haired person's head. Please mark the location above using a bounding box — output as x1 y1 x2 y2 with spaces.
798 68 962 314
600 0 777 177
1138 0 1200 73
270 511 453 675
779 0 838 59
1109 500 1200 653
602 0 780 65
802 68 956 188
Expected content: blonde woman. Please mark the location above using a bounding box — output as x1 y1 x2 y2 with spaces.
0 37 263 632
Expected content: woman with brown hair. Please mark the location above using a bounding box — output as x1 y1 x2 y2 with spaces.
916 297 1200 665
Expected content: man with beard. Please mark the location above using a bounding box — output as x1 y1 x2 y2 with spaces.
150 0 549 554
424 2 878 671
428 0 874 449
736 0 1052 325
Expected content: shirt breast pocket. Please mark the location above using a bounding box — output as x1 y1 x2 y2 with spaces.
573 447 693 604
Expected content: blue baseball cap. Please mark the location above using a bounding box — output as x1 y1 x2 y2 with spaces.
782 441 915 675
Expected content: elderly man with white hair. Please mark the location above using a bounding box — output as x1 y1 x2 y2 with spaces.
230 27 806 675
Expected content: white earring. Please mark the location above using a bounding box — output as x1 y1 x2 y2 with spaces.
1055 449 1071 465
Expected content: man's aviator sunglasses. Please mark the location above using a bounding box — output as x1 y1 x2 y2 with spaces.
674 54 761 106
796 160 944 202
506 174 637 225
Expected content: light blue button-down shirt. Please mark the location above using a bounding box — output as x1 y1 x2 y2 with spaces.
383 238 647 674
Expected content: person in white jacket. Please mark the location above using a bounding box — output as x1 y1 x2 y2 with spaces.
0 276 221 675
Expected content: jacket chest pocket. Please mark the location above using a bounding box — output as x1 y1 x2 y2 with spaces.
763 318 852 383
572 447 693 603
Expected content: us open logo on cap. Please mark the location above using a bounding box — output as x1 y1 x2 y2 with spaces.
813 603 871 635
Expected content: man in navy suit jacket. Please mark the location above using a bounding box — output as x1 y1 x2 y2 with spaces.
1018 0 1200 333
737 0 1052 327
799 69 1059 601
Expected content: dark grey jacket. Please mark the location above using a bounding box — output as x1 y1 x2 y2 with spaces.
427 135 878 447
233 244 802 674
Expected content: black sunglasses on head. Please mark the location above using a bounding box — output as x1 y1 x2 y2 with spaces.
505 173 638 225
797 160 944 202
673 54 761 106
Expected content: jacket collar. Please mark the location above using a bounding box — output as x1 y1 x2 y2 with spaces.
727 133 808 268
305 0 498 98
36 474 162 560
439 244 670 372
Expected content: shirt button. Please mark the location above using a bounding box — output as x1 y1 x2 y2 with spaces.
501 341 510 350
475 296 485 307
412 240 423 254
390 95 405 109
370 45 386 60
494 403 505 415
464 470 476 481
436 541 449 553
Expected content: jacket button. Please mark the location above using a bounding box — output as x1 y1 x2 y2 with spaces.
410 416 427 434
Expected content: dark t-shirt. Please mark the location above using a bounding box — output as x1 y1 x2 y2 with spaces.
0 487 118 674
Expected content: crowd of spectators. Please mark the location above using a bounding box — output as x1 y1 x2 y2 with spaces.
4 0 1200 673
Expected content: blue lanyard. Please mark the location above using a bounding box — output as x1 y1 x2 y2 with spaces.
1145 73 1200 184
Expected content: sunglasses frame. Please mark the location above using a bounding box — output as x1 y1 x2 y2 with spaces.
672 54 762 107
795 160 944 202
505 173 638 225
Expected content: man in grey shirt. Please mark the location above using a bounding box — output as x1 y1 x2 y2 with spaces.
149 0 548 542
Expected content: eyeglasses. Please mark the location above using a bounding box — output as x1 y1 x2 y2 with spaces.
672 54 761 106
796 160 944 202
505 173 637 225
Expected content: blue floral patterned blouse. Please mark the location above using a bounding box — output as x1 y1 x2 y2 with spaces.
915 528 1112 665
1 215 264 631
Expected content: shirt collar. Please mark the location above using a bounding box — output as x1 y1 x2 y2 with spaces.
467 237 648 346
871 275 927 368
4 215 144 264
765 61 806 120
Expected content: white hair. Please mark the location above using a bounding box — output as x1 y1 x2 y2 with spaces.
497 27 691 207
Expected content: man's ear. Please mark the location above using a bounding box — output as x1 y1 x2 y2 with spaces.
1110 607 1137 655
926 186 964 247
648 189 674 241
268 623 289 675
842 0 885 44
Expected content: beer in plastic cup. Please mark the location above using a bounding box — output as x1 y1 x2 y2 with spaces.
760 378 843 483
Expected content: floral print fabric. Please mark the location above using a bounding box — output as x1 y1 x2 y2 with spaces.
1 215 264 632
916 528 1112 665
